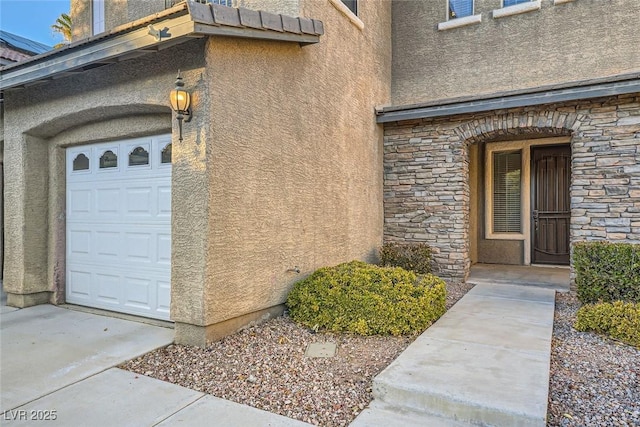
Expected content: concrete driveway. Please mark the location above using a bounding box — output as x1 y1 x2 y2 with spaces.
0 303 311 426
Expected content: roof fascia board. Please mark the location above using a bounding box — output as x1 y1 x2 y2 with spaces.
192 22 320 45
377 79 640 123
0 14 196 91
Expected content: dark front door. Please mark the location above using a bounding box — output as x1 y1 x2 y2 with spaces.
531 145 570 265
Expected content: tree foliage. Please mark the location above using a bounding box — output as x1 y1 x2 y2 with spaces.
51 13 72 48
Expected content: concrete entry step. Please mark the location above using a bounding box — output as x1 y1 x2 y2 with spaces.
351 402 473 426
468 264 569 292
362 283 555 427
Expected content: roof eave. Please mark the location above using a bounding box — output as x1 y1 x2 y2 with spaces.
377 74 640 123
0 1 322 92
0 13 197 91
193 22 320 45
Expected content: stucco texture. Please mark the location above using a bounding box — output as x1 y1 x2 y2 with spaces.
2 40 205 307
71 0 167 40
5 1 391 346
392 0 640 106
169 0 391 341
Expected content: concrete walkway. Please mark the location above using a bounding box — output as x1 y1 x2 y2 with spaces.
352 283 556 427
2 281 555 426
1 304 311 426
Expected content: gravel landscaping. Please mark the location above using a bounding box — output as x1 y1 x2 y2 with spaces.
122 283 639 427
122 281 472 427
547 292 640 427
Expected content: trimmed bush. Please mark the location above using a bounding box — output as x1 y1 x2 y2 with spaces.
286 261 446 336
379 242 432 274
574 301 640 348
573 241 640 304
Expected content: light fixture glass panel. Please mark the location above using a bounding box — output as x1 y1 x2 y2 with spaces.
170 89 190 112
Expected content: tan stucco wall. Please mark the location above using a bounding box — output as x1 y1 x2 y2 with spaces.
71 0 166 39
392 0 640 106
71 0 301 41
70 0 91 40
237 0 300 16
170 0 391 344
127 0 166 24
5 1 390 346
2 40 206 308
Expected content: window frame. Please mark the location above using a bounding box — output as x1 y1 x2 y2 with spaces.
438 0 481 30
493 0 541 19
502 0 531 7
341 0 357 16
485 142 527 241
491 150 523 234
92 0 105 35
447 0 474 21
328 0 363 29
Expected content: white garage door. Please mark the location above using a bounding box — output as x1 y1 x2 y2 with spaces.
66 135 172 320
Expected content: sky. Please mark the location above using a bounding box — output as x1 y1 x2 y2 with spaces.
0 0 70 48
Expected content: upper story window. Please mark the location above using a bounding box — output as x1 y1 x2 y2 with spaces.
341 0 357 15
503 0 531 6
328 0 362 29
449 0 473 19
493 0 541 19
92 0 105 35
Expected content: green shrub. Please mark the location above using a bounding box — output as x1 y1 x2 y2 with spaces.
286 261 446 336
574 301 640 348
379 242 433 274
573 242 640 304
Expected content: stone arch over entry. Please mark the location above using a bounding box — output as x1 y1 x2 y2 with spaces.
384 97 638 284
382 109 582 282
452 110 578 271
452 111 579 146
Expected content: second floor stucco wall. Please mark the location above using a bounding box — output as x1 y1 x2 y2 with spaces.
392 0 640 106
71 0 302 41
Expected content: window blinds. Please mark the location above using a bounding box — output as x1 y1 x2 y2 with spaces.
493 151 522 233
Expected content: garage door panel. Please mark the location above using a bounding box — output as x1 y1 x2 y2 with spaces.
67 269 92 300
157 234 171 264
124 276 154 310
96 187 121 215
126 187 153 216
66 136 171 320
157 281 171 313
124 232 153 262
158 186 171 216
96 273 121 304
95 230 120 258
68 189 92 215
69 230 91 257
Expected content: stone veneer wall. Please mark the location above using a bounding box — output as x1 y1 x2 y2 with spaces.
383 94 640 282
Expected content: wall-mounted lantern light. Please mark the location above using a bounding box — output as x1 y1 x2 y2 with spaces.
170 70 191 141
